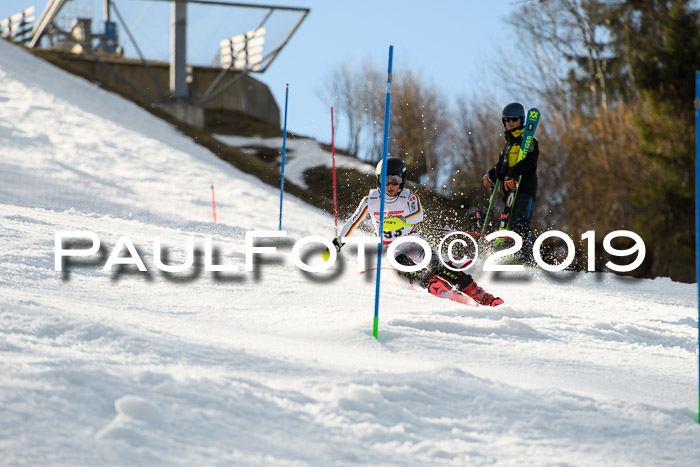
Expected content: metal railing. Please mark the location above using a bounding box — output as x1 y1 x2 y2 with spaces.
0 6 36 43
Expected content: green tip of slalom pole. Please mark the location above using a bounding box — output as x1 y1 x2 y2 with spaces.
373 316 379 339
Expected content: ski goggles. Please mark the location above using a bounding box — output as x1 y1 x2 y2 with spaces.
502 117 521 123
385 175 403 185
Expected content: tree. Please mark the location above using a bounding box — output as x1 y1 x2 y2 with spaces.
389 71 450 186
324 63 451 188
504 0 628 115
445 96 503 209
604 0 700 280
323 63 378 156
500 0 700 281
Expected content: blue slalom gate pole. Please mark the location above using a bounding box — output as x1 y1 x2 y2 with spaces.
373 46 394 339
279 83 289 230
695 70 699 423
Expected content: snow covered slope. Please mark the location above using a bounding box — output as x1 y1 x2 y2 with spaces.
1 39 699 465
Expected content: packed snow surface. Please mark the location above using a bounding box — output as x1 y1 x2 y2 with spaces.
1 40 699 465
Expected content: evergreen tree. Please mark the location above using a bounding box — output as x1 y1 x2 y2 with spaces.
606 0 700 280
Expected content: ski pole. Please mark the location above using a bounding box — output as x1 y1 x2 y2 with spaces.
331 106 338 236
695 70 699 424
373 45 394 340
502 175 523 232
278 83 289 230
210 185 217 224
479 180 500 238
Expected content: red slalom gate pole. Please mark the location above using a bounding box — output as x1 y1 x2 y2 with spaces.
331 106 338 236
210 185 217 223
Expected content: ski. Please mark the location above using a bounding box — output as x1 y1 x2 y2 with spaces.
357 257 490 307
424 275 475 306
374 267 478 307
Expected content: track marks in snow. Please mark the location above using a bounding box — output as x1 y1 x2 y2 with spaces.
585 320 696 352
388 316 549 341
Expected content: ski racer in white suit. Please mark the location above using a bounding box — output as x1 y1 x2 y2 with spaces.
336 172 425 264
329 157 503 307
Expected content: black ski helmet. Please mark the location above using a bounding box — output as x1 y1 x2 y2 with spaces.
501 102 525 127
375 157 407 190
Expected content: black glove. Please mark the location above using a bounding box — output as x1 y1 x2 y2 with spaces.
332 237 342 252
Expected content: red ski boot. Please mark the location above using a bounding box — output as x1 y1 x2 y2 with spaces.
461 281 504 307
432 264 504 307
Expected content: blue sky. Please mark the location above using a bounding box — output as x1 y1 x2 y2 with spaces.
2 1 519 149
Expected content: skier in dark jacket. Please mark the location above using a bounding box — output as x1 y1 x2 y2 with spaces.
483 102 539 256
